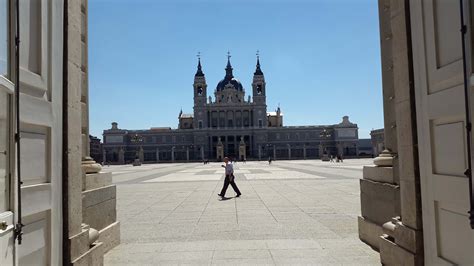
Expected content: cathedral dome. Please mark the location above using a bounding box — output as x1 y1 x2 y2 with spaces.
216 54 244 92
216 77 243 91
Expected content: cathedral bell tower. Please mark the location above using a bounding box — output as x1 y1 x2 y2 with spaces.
193 53 207 106
193 53 208 129
252 51 266 105
252 51 267 128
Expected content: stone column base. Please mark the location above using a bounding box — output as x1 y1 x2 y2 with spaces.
358 216 383 250
71 241 104 266
68 228 91 262
83 172 112 191
82 156 102 174
98 221 121 254
82 185 117 231
82 172 120 255
380 235 423 266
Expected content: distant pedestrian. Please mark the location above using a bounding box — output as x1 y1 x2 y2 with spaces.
268 156 272 165
218 157 241 199
330 155 334 162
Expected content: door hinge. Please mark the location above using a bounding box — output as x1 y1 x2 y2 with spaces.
467 122 472 132
14 223 23 244
464 168 472 178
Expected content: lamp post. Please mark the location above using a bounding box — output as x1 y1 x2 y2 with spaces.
319 129 332 161
131 134 143 166
264 144 272 159
187 144 194 162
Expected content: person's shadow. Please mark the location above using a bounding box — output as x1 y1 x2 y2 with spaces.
219 196 234 201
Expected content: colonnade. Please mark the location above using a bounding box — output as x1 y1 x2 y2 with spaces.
208 109 255 128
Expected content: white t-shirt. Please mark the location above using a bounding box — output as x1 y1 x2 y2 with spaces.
225 163 234 176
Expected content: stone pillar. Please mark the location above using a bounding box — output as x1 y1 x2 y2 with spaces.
186 147 189 162
118 147 124 164
65 0 119 264
233 135 237 155
64 1 91 263
337 142 343 157
156 148 159 162
358 1 422 265
224 136 228 155
303 144 306 160
138 146 144 162
273 145 276 160
258 145 262 160
79 1 121 251
216 138 224 161
287 144 291 160
171 146 175 162
238 137 246 161
102 149 106 164
200 146 204 160
79 0 101 175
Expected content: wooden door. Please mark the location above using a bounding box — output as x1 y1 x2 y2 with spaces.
410 0 474 264
0 0 16 264
16 0 63 265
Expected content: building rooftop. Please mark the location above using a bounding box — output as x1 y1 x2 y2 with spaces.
180 113 194 118
267 112 284 116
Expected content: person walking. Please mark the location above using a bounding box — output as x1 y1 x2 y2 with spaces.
218 157 241 199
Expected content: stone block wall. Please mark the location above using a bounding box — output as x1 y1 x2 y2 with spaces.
358 0 424 265
83 185 117 230
360 178 400 225
82 172 120 254
358 166 400 249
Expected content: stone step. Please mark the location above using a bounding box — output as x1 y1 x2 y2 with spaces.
360 178 400 225
83 172 112 191
82 185 117 231
363 165 395 184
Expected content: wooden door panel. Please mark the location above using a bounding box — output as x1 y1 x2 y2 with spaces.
18 213 49 265
411 0 474 264
430 120 466 177
425 0 463 94
435 203 473 265
427 85 464 119
17 0 62 264
433 175 470 212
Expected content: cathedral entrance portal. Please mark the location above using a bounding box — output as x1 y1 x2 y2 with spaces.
226 136 236 159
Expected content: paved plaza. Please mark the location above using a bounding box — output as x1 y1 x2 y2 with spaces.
103 159 380 265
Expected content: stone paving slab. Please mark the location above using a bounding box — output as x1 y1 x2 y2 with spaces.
103 159 380 265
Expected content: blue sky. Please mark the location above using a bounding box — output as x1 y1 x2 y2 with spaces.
89 0 382 140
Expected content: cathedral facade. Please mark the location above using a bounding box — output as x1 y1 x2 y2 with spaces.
102 55 359 163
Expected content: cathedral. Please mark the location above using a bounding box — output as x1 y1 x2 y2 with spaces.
102 54 359 163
